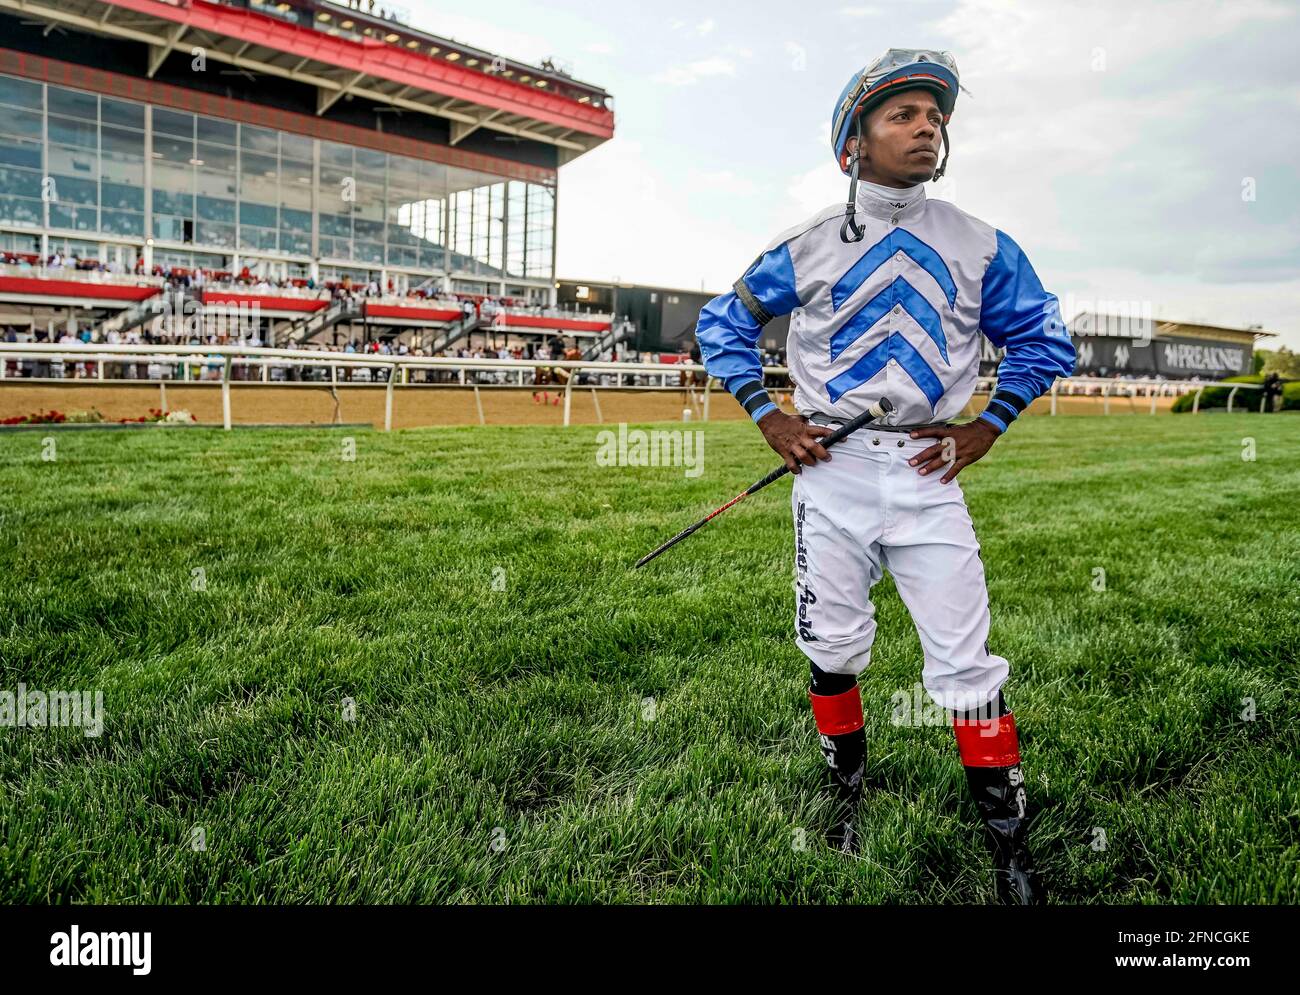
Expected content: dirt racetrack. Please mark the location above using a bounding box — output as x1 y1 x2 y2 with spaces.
0 381 1180 428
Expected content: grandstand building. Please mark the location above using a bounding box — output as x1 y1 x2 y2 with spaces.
557 279 737 356
0 0 616 351
1031 313 1274 380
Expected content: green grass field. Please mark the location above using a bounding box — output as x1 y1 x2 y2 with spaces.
0 413 1297 904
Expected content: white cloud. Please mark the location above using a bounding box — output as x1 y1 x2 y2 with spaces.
652 57 738 87
402 2 556 68
923 0 1300 346
556 139 756 290
413 0 1300 349
785 162 843 220
691 169 765 198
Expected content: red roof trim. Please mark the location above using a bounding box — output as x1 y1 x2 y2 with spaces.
0 276 160 301
99 0 614 139
201 291 326 312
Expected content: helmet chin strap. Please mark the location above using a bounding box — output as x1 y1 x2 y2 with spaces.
932 121 951 181
839 114 866 244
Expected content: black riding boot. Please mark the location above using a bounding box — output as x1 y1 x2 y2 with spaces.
952 692 1046 904
808 663 865 854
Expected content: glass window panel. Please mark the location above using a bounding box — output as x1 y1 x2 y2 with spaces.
153 216 186 241
387 155 420 191
102 151 143 187
101 126 143 157
50 203 97 231
388 245 416 267
101 98 144 131
153 108 195 138
321 142 352 168
0 75 41 109
319 213 350 238
196 143 237 226
242 152 277 179
355 241 384 264
355 148 385 173
239 202 277 227
0 167 41 199
281 133 312 161
238 227 278 251
0 108 44 141
197 116 237 146
280 207 311 233
240 124 278 153
354 185 383 222
0 137 41 169
279 158 312 210
197 194 236 223
102 180 144 213
47 86 97 121
48 116 98 149
49 146 97 183
387 222 416 246
0 196 43 227
152 134 193 163
281 232 310 255
152 158 194 217
196 142 237 175
195 221 236 249
506 180 527 279
101 210 145 237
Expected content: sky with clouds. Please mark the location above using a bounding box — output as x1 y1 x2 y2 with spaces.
408 0 1300 350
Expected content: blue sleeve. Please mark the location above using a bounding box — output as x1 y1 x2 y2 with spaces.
976 230 1077 434
695 242 801 423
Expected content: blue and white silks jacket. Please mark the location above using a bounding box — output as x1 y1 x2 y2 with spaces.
694 179 1077 432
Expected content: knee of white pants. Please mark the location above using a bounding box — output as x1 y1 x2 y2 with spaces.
920 651 1010 713
797 622 876 678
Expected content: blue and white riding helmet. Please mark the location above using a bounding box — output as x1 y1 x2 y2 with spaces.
831 49 962 241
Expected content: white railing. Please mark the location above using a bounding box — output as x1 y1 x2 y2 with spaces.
0 264 166 289
0 343 1270 429
200 283 330 300
1029 375 1265 415
0 343 714 430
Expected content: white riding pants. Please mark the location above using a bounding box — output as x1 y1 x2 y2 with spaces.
791 425 1009 713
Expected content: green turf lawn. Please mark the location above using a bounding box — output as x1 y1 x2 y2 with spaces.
0 412 1296 904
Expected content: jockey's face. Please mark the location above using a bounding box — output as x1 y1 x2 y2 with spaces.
848 88 945 188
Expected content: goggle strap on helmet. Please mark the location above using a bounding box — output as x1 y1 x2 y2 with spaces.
839 114 866 243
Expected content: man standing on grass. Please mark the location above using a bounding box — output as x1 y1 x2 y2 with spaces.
695 49 1076 904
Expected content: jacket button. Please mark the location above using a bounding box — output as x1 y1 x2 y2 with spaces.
897 440 905 447
871 438 880 445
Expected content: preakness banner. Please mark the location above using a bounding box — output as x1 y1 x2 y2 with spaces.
981 334 1252 379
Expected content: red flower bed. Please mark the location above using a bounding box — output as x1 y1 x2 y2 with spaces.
1 409 66 425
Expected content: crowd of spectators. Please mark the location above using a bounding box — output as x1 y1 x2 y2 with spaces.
2 250 718 386
0 250 578 320
1 318 682 386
